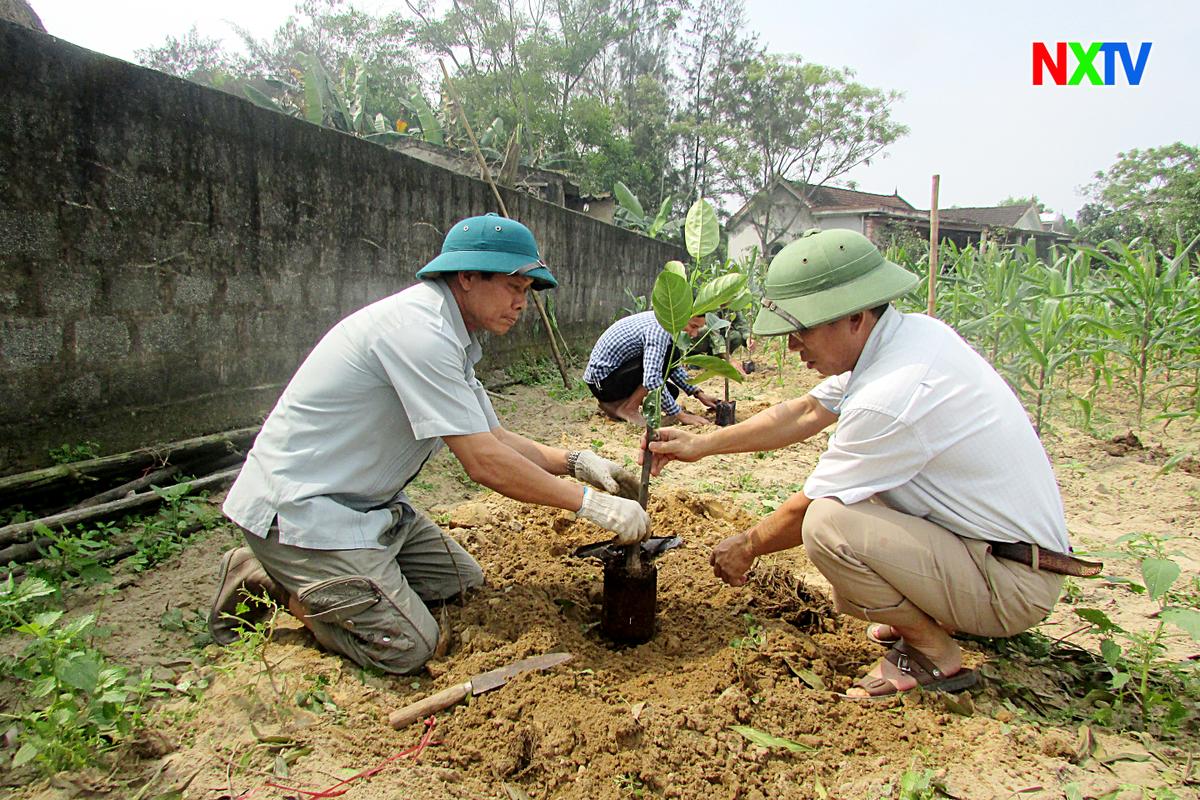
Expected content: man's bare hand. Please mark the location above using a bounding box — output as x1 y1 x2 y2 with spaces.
638 427 706 476
710 530 755 586
670 411 710 427
693 390 719 410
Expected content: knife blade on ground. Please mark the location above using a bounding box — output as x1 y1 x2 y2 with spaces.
388 652 574 728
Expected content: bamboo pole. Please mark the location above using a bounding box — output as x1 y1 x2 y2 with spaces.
928 174 940 317
437 60 572 390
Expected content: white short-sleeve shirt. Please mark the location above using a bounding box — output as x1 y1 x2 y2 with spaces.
223 280 499 550
803 307 1070 553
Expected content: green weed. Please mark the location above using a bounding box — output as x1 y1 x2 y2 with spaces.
730 613 766 651
612 772 647 797
0 576 158 775
29 521 116 587
1073 532 1200 735
48 441 101 464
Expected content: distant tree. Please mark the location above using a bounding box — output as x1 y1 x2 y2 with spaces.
137 1 419 125
719 56 907 256
998 195 1050 213
1077 143 1200 252
673 0 761 207
135 25 241 83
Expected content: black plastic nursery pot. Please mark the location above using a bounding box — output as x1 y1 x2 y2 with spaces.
715 400 737 426
600 558 658 644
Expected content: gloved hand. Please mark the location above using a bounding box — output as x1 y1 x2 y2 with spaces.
576 489 651 545
569 450 640 500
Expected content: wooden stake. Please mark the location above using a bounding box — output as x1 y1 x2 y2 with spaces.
437 60 572 389
928 174 940 317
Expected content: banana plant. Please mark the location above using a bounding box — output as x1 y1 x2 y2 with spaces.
613 182 676 240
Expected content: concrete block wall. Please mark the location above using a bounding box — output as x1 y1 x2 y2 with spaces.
0 21 683 472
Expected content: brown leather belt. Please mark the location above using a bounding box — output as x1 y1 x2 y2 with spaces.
988 541 1103 577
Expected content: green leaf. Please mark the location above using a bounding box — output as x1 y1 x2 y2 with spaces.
31 609 64 629
726 288 754 311
663 260 687 279
13 740 39 767
1100 638 1122 666
685 198 720 260
682 354 745 383
1161 607 1200 640
648 196 673 237
693 273 748 316
56 652 102 693
242 84 282 113
613 181 644 220
408 91 443 145
298 54 325 126
652 270 694 335
1075 608 1117 632
730 725 813 752
1141 558 1179 601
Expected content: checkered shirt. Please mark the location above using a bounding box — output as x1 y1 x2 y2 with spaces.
583 311 698 416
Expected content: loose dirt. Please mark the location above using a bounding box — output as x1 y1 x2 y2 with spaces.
4 352 1199 800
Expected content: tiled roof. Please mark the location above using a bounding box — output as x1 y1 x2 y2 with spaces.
938 205 1033 227
798 183 917 212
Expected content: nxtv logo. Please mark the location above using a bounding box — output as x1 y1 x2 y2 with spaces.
1032 42 1152 85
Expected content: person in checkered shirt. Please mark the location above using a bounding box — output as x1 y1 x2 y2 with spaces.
583 311 718 426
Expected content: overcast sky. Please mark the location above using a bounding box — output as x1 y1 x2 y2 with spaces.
28 0 1199 218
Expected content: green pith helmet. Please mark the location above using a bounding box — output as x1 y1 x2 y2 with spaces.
752 228 919 335
416 213 558 290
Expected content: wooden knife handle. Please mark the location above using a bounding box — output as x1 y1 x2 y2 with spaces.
388 681 471 729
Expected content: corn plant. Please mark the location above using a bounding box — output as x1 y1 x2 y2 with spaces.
1082 233 1200 426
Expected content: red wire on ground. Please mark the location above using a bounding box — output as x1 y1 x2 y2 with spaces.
233 716 439 800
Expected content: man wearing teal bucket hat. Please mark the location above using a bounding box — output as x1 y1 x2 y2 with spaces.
210 214 648 674
645 228 1089 698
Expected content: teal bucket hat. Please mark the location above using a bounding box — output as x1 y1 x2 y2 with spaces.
752 228 919 336
416 213 558 290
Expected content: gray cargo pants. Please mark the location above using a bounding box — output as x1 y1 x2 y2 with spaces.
243 507 483 674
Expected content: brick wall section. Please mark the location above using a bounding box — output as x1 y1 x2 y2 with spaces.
0 21 683 472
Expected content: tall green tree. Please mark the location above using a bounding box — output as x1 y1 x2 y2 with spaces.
1077 143 1200 253
719 56 907 256
673 0 760 207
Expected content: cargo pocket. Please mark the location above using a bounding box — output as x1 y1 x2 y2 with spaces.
299 576 381 626
297 576 420 671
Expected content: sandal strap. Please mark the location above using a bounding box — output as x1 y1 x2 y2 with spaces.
884 641 944 682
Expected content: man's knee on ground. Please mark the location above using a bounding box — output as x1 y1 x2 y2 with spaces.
297 574 441 675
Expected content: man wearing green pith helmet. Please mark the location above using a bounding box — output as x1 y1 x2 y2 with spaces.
645 228 1093 698
208 214 648 674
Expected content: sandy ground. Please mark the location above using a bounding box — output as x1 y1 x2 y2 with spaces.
3 347 1199 800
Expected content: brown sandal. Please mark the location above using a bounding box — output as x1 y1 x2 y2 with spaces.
844 641 977 699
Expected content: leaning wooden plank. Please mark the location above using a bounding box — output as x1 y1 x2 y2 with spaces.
0 426 258 513
66 465 181 511
0 466 242 548
0 536 52 565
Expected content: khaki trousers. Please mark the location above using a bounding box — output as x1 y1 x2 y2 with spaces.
244 507 483 674
801 498 1062 637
